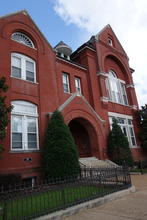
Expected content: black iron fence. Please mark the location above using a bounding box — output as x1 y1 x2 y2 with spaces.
130 160 147 174
0 166 131 220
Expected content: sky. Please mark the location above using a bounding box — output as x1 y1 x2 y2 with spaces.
1 0 147 107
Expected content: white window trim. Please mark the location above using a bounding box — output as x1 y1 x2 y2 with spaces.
75 77 82 95
108 112 132 119
108 112 138 148
11 32 35 49
106 70 129 106
11 101 39 151
11 53 36 83
62 73 70 93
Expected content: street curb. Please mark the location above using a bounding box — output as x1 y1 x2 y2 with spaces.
34 186 135 220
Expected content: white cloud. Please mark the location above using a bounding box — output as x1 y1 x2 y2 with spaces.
54 0 147 106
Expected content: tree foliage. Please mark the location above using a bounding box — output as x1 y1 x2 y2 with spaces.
107 118 133 166
138 104 147 149
42 110 80 179
0 76 12 156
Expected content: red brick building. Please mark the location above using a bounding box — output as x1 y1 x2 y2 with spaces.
0 10 146 182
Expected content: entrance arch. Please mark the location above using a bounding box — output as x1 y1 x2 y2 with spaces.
68 117 97 158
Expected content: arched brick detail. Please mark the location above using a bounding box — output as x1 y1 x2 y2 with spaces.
103 53 132 83
63 109 106 159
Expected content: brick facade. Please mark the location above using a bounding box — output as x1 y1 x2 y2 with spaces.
0 11 146 181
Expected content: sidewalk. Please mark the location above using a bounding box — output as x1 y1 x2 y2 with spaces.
63 175 147 220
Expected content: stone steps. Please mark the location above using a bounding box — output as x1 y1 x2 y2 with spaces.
79 157 118 168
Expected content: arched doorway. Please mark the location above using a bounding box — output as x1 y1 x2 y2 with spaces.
69 118 95 158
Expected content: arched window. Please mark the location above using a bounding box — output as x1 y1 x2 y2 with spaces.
11 101 39 151
11 32 35 48
106 70 128 105
11 53 36 82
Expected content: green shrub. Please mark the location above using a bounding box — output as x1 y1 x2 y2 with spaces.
108 118 133 166
42 110 80 179
0 76 12 157
138 105 147 149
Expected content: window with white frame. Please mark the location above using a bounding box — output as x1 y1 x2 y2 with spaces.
75 77 82 94
11 53 36 83
106 70 128 105
62 73 70 93
11 32 35 48
11 101 39 151
109 114 137 147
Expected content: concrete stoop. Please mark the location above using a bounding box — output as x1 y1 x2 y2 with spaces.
34 186 135 220
79 157 118 168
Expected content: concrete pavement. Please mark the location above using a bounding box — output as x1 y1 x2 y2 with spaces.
63 175 147 220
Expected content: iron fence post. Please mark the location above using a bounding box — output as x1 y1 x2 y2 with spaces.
61 188 66 209
139 160 143 175
3 200 7 220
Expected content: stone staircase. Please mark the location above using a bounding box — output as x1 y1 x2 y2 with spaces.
79 157 118 168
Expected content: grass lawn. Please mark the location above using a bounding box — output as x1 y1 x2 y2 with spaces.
0 184 113 220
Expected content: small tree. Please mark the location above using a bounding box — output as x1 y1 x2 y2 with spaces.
108 118 133 166
43 110 80 179
138 104 147 149
0 76 12 156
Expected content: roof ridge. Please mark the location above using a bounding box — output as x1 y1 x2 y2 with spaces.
0 10 28 19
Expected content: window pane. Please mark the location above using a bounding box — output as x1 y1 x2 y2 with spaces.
12 102 37 115
62 73 70 93
12 116 22 132
129 127 134 136
12 67 21 78
75 78 81 93
118 118 125 124
122 127 127 136
128 119 132 125
121 84 128 105
26 61 35 82
28 134 37 149
129 127 136 146
12 56 21 68
26 71 34 82
12 133 22 149
27 117 37 149
12 57 21 78
27 118 36 132
12 116 22 149
131 137 136 146
26 61 34 72
63 84 69 93
63 74 67 84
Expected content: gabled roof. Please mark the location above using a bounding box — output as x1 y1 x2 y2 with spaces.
95 24 128 57
0 10 54 52
57 92 105 123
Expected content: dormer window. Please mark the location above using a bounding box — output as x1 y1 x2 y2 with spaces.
108 38 113 46
11 32 35 48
